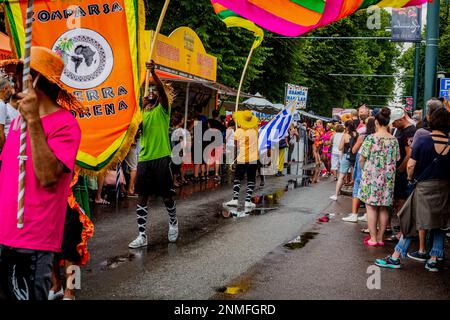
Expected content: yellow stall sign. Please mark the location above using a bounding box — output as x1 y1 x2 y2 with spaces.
140 27 217 82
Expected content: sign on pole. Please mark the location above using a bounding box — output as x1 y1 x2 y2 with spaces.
285 83 308 110
404 97 414 112
391 7 422 43
439 78 450 99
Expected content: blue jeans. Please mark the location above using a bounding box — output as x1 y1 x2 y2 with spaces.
352 154 362 198
339 155 352 174
395 229 446 259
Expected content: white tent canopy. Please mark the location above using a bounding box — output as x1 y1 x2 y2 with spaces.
241 93 281 115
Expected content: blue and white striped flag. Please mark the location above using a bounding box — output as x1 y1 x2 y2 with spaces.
258 102 296 154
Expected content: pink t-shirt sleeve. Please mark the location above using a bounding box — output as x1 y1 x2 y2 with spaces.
47 116 81 172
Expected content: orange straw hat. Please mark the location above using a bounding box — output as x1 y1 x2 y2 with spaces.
0 46 86 113
233 110 259 129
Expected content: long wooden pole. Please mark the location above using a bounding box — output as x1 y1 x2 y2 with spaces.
144 0 170 97
17 0 35 229
235 42 255 112
183 83 190 130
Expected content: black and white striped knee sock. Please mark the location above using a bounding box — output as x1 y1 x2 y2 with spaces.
165 200 177 226
233 180 241 200
137 205 148 238
246 181 255 202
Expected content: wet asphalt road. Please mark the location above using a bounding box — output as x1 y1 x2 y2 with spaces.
79 166 450 300
214 194 450 300
80 164 320 299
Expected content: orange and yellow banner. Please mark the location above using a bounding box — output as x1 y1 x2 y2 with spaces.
4 0 143 172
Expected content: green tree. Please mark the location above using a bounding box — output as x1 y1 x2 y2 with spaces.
251 9 398 116
145 0 271 92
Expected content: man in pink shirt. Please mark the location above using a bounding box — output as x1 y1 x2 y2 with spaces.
0 47 83 300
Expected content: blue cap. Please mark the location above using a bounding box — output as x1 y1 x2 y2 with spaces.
373 108 381 117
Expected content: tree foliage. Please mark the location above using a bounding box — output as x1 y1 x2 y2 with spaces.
145 0 271 92
146 2 399 117
251 10 398 116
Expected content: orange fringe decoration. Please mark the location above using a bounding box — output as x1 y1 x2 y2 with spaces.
67 169 95 266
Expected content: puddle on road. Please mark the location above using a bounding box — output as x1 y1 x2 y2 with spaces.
220 174 313 219
284 232 319 250
101 253 136 270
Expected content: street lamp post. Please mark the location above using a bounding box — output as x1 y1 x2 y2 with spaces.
423 0 441 116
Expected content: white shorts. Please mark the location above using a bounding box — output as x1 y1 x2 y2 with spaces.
331 153 341 171
124 145 138 171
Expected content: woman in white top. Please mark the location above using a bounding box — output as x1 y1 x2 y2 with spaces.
225 120 236 164
172 115 190 186
330 123 344 180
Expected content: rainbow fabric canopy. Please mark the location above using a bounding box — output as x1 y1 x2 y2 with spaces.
212 0 428 36
211 0 264 49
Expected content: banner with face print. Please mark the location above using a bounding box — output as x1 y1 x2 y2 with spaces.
4 0 144 172
391 6 422 43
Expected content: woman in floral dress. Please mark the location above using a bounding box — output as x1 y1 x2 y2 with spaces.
359 108 400 247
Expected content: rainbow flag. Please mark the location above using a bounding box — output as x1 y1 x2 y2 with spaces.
213 0 428 36
211 0 264 49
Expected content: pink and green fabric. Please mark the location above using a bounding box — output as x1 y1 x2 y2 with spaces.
211 0 264 48
211 0 428 36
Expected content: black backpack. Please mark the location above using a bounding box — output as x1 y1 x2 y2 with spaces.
346 133 359 164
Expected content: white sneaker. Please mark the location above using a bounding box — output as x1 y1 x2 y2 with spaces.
48 288 64 301
342 213 358 223
244 201 256 209
168 223 179 243
357 214 367 222
128 234 148 249
329 195 338 201
225 199 238 207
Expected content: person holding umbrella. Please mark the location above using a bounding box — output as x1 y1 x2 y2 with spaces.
0 47 83 300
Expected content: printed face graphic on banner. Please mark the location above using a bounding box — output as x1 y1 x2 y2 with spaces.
52 29 114 89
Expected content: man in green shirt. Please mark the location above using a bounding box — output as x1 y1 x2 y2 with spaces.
129 61 178 249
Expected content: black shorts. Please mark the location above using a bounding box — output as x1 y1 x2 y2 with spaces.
394 172 409 200
58 206 83 263
135 156 175 199
234 163 258 183
0 246 54 300
171 162 181 176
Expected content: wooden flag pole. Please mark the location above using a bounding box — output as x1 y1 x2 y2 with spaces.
17 0 35 229
144 0 171 98
235 42 255 112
